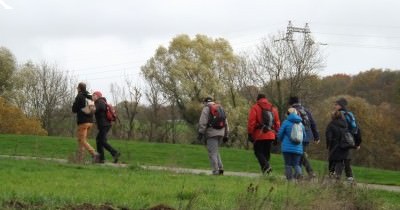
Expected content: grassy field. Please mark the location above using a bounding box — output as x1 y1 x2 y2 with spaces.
0 134 400 186
0 158 399 210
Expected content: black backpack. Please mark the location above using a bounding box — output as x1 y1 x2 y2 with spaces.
258 105 274 132
294 106 311 129
340 128 355 149
207 104 226 129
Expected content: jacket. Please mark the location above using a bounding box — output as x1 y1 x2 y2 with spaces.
94 97 111 128
325 119 353 161
72 91 94 124
277 113 305 155
247 98 280 141
291 103 320 144
198 102 229 138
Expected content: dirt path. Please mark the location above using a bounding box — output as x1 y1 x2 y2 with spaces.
1 154 399 193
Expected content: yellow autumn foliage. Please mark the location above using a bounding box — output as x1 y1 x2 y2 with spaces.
0 97 47 136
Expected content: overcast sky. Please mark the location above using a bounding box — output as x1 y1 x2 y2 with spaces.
1 0 400 96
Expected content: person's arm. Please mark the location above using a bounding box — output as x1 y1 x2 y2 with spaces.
247 106 257 135
277 121 287 142
272 107 281 132
325 124 333 149
72 95 83 113
198 106 209 134
95 99 107 113
306 109 320 141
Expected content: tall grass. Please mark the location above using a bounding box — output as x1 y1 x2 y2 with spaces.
0 158 398 210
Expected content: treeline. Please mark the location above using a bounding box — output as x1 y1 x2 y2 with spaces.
1 32 399 170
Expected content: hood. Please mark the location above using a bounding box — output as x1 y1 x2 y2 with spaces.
287 113 302 123
257 98 272 110
332 119 347 128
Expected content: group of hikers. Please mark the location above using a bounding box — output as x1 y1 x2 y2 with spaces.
72 82 120 164
198 94 362 182
71 81 362 182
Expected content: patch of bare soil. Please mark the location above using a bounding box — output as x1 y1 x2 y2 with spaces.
147 204 176 210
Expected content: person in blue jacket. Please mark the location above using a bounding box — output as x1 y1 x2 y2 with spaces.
278 108 306 180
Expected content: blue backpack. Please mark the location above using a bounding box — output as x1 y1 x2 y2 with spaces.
341 111 358 135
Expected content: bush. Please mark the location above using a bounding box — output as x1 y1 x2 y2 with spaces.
0 97 47 136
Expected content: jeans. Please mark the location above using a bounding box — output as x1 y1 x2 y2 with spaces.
77 123 95 161
283 152 302 180
96 125 118 161
253 140 272 173
206 136 223 173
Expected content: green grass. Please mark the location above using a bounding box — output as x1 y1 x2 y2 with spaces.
0 134 400 186
0 158 399 210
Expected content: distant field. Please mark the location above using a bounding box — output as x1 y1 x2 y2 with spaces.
0 134 399 186
0 158 399 210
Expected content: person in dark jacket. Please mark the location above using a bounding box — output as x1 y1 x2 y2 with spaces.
72 82 98 163
247 94 281 174
288 96 320 178
331 98 362 182
326 110 360 182
278 108 306 180
92 91 120 163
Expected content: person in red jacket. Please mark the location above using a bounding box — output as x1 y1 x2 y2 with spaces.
247 94 280 174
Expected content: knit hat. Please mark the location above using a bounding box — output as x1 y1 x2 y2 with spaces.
288 96 299 105
203 97 213 103
335 98 348 109
93 91 102 98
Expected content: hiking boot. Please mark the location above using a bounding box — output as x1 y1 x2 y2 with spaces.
92 153 100 163
347 177 354 184
329 171 336 179
218 169 224 175
263 166 272 175
212 170 222 175
308 172 317 179
113 152 121 163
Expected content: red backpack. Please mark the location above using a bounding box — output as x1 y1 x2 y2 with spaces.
100 99 117 122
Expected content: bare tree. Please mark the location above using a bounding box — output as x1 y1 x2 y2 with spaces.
251 32 324 117
111 78 142 140
8 62 73 135
144 78 167 142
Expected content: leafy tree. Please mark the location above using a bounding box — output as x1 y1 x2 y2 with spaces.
0 47 16 94
141 34 240 125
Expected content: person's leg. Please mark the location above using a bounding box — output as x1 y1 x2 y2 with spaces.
80 123 96 156
264 140 273 171
334 160 344 180
283 152 293 180
328 159 335 177
254 141 270 173
207 137 221 174
96 127 106 162
344 159 354 181
301 144 315 177
293 154 303 179
100 126 118 157
215 137 224 174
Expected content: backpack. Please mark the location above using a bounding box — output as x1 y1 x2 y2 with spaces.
81 98 96 114
207 104 226 129
258 105 274 132
294 106 311 128
340 129 355 149
100 99 117 122
290 123 304 145
342 111 358 135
